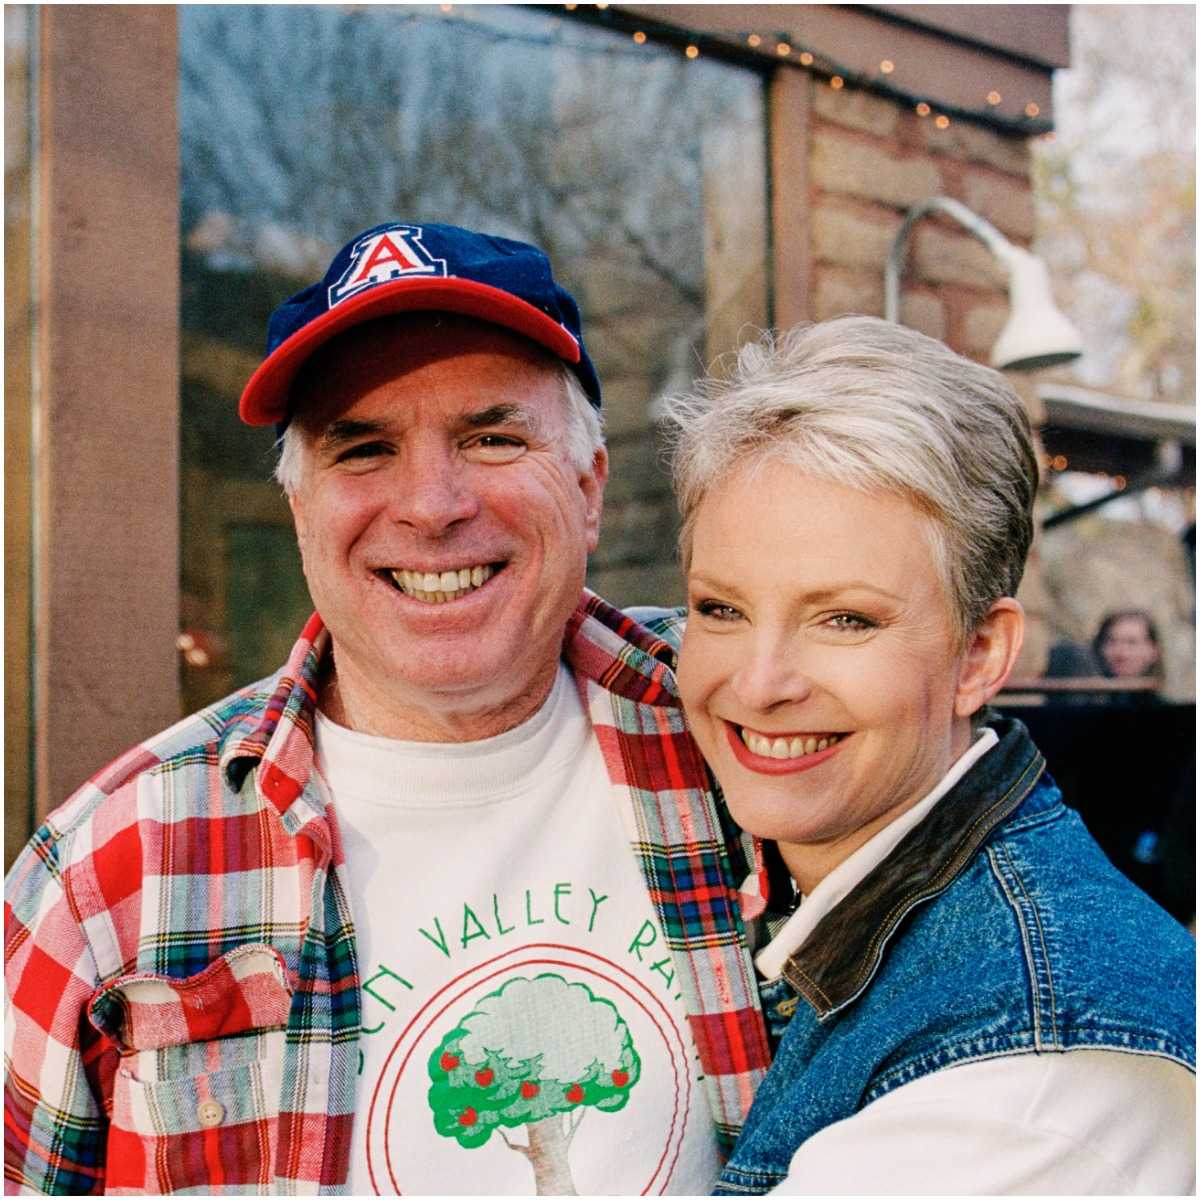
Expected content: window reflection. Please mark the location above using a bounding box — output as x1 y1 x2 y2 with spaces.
179 5 768 710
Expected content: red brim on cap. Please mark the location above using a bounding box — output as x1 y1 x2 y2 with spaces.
238 277 582 426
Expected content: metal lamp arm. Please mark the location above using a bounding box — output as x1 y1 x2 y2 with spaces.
884 196 1014 322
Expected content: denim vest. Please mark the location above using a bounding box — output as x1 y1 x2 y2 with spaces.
717 717 1197 1195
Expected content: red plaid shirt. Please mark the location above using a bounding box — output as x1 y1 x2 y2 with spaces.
5 592 770 1194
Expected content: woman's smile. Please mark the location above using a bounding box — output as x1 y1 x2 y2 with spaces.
725 722 849 774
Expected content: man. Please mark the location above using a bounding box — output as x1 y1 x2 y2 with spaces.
5 222 771 1195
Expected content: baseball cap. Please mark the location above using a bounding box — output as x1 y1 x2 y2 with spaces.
239 221 601 426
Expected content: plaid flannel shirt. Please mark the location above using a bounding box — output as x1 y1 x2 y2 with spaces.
5 591 770 1194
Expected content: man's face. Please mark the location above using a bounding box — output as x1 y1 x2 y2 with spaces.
287 316 606 741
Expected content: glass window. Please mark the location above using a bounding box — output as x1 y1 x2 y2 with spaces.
179 5 769 710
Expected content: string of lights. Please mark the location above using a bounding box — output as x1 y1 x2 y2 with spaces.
520 2 1054 136
409 5 1052 137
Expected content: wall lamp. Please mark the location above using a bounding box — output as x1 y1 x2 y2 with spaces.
885 196 1084 371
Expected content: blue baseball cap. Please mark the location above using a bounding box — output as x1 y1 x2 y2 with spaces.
239 221 601 426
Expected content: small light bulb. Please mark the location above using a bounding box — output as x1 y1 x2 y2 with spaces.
830 75 844 89
880 59 894 74
987 90 1002 105
1114 475 1127 490
916 102 931 117
776 41 791 56
747 34 761 47
685 44 699 59
633 30 646 44
1025 101 1041 118
799 51 814 66
934 114 950 129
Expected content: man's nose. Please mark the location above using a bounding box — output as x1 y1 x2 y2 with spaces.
729 638 813 713
390 444 481 535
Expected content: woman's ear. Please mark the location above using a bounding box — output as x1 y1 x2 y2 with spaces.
955 599 1025 719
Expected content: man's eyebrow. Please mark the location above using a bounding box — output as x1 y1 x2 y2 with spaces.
462 404 538 431
316 418 388 451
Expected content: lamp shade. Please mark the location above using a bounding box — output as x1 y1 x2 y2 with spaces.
990 246 1084 371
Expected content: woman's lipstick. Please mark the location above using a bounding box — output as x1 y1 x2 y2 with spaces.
724 721 847 776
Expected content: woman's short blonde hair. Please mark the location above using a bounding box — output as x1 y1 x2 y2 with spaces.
661 316 1039 643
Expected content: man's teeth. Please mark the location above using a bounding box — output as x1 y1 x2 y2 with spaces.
740 730 843 759
390 564 494 603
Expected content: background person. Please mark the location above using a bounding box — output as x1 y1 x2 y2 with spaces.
663 316 1195 1195
4 222 771 1195
1093 608 1164 683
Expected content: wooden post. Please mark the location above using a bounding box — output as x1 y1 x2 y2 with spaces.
33 6 180 821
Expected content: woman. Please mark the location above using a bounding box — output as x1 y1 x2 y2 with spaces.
662 317 1195 1195
1094 608 1164 683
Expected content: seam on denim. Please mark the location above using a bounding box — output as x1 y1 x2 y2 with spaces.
1055 1031 1196 1070
869 1041 1197 1108
865 1040 1042 1102
1000 803 1067 836
718 1166 788 1189
986 842 1047 1048
787 750 1044 1018
1001 838 1059 1045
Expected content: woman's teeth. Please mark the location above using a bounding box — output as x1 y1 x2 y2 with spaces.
389 564 495 604
740 729 843 759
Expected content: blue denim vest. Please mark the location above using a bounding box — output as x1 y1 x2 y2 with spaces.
717 717 1197 1195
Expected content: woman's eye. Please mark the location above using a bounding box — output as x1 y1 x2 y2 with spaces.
693 599 743 622
826 612 875 632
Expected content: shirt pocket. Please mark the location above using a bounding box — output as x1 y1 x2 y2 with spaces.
88 944 292 1194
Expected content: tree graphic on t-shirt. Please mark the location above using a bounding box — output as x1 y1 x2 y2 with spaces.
427 974 641 1195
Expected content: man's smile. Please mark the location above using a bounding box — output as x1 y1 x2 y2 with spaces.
375 561 507 604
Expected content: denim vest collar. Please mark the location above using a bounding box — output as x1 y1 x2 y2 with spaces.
782 717 1045 1019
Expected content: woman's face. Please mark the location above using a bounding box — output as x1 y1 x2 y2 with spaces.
1098 616 1160 678
678 462 981 890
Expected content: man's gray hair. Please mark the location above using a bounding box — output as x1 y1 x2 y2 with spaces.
274 362 603 495
660 315 1039 642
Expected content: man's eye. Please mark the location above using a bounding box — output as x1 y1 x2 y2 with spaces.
337 442 389 463
692 599 743 622
465 434 526 462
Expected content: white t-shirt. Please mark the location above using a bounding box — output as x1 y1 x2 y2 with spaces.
759 732 1196 1195
316 666 721 1196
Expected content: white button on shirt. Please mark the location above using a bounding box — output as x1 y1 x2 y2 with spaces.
196 1100 224 1129
757 732 1196 1195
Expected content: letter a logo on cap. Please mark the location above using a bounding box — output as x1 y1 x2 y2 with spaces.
328 224 448 307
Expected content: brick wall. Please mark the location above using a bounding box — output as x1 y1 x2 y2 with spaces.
808 80 1033 357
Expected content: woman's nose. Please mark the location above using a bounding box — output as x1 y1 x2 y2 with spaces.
729 641 813 712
